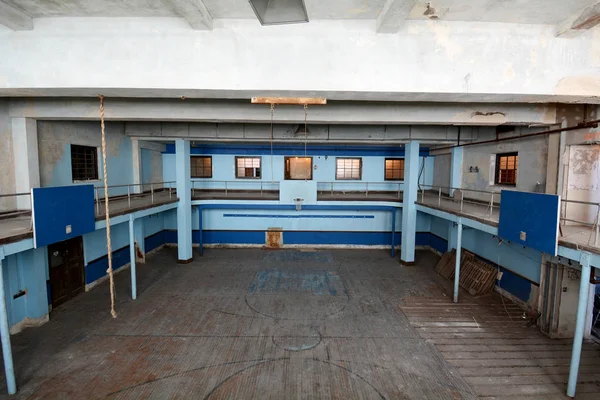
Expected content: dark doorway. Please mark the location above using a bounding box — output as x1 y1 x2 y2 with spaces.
48 237 85 307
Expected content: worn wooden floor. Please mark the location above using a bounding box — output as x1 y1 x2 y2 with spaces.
399 286 600 399
1 248 598 399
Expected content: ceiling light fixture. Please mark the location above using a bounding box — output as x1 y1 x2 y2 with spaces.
248 0 309 25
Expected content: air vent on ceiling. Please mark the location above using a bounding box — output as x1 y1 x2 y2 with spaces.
248 0 309 25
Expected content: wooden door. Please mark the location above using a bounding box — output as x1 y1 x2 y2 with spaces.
48 237 85 307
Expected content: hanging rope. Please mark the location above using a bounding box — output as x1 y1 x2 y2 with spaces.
270 103 275 183
99 95 117 319
303 104 308 158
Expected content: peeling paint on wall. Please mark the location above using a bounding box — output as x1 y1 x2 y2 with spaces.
37 121 132 193
568 146 600 189
555 76 600 97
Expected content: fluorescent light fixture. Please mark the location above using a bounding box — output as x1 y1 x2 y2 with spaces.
248 0 309 25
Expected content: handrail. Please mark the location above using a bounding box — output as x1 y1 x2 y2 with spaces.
94 181 176 214
418 184 499 220
560 198 599 247
317 181 403 198
191 180 279 198
0 193 31 198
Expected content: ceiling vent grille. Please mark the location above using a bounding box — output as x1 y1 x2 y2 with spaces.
248 0 309 25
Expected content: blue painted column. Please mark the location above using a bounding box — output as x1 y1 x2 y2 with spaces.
453 218 463 303
390 208 396 257
401 141 420 265
448 220 458 250
0 247 16 394
198 206 204 256
128 215 137 300
567 251 592 397
176 139 193 262
449 147 463 197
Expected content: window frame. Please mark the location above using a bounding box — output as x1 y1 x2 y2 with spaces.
494 152 518 186
284 156 313 180
235 156 262 179
191 156 213 179
70 144 99 182
335 157 362 180
384 158 405 181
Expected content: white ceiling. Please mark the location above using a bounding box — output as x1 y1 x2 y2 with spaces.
2 0 598 24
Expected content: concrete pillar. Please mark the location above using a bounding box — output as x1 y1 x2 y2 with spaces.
453 218 463 303
0 247 16 394
175 139 193 262
448 222 458 250
11 118 39 210
401 141 419 265
128 215 137 300
134 218 145 263
132 138 142 194
449 147 463 197
567 251 592 397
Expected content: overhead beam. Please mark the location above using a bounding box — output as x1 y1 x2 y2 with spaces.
0 1 32 31
556 2 600 37
376 0 417 33
251 97 327 105
9 98 557 126
164 0 212 30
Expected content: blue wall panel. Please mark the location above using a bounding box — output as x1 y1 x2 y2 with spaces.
164 229 433 247
32 185 96 248
85 246 130 285
145 231 167 253
498 190 560 256
164 143 430 157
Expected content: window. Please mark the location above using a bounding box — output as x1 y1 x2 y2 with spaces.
236 157 261 179
384 158 404 181
285 157 312 180
336 158 361 180
71 145 98 181
495 152 518 185
191 156 212 178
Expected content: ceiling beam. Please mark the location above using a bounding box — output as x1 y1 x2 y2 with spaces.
376 0 417 33
164 0 213 30
556 2 600 37
8 98 557 126
0 1 32 31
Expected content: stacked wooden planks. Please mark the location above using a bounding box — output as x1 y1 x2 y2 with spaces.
434 250 498 296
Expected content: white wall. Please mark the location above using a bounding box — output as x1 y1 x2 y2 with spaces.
564 144 600 224
0 99 16 210
0 18 598 103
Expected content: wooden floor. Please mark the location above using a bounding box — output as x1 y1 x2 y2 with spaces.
400 285 600 399
1 248 598 399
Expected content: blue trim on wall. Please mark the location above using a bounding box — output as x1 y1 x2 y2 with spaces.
165 229 433 247
222 213 376 219
164 143 430 157
145 231 167 252
85 246 130 285
428 233 449 254
497 266 533 302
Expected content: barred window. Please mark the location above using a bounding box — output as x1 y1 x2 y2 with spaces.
384 158 404 181
236 157 261 179
336 158 361 180
191 156 212 178
495 153 518 185
71 145 98 181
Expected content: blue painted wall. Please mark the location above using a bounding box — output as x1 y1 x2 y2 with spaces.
162 143 434 192
427 214 541 303
37 121 134 197
83 212 165 285
2 247 48 330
